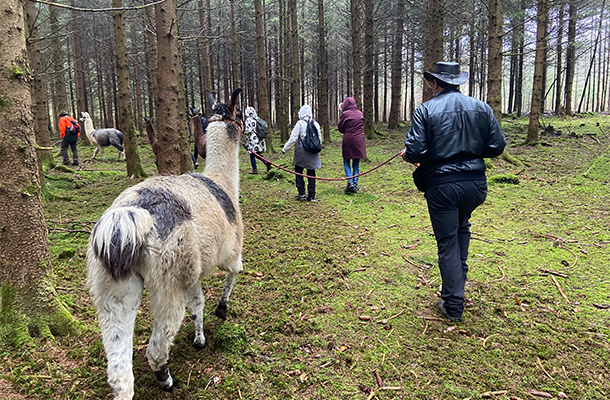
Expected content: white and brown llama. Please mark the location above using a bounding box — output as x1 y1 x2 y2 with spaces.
80 111 125 161
87 89 244 400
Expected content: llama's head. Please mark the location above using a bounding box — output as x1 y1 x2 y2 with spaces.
80 111 91 123
207 89 244 142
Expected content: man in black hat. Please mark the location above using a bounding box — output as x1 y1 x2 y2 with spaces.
401 61 506 322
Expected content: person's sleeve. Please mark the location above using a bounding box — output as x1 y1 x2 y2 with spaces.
403 107 428 163
58 118 66 139
482 105 506 158
283 121 302 153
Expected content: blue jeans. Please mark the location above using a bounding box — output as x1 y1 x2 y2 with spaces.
424 180 487 319
343 158 360 187
250 152 270 171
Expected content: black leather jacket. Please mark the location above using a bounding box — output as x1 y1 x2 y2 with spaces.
404 87 506 187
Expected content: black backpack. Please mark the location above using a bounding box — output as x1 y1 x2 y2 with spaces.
301 120 321 153
254 116 269 139
65 119 80 143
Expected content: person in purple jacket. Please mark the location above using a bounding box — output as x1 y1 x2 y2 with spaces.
338 97 367 193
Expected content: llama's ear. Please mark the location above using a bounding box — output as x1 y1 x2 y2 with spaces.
229 88 243 115
208 92 217 110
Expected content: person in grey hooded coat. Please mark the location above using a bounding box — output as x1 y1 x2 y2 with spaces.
281 105 322 202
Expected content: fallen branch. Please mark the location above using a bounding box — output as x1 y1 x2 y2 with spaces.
481 390 508 397
538 268 568 278
529 389 552 398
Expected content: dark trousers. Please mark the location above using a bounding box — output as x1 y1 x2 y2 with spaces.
425 180 487 318
294 166 316 199
60 139 78 164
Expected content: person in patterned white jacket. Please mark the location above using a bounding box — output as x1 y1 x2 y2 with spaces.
243 106 271 174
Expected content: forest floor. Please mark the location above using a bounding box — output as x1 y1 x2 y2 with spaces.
1 114 610 400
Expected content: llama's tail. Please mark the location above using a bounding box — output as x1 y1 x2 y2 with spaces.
89 206 153 280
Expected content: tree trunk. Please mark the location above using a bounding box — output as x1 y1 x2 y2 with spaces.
289 0 300 124
254 0 272 147
0 0 77 348
487 0 503 121
317 0 330 143
112 0 145 177
350 0 362 107
25 0 54 168
70 0 87 124
554 4 565 115
277 0 289 141
387 0 405 129
49 6 68 134
146 1 158 122
230 0 240 89
131 25 144 134
362 0 374 139
423 0 444 102
564 3 576 116
154 0 191 174
199 0 213 114
527 0 548 144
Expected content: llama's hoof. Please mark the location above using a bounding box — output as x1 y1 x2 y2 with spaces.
193 338 207 349
215 303 227 320
161 379 179 392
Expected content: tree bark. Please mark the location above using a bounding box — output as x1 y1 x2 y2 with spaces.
25 0 54 168
230 0 240 89
423 0 444 102
254 0 272 147
362 0 374 139
145 1 158 122
487 0 503 121
387 0 404 129
0 0 77 347
154 0 191 174
527 0 548 144
49 5 68 134
70 0 87 124
564 3 576 116
199 0 213 114
289 0 300 124
554 4 565 115
112 0 145 177
350 0 362 108
317 0 330 143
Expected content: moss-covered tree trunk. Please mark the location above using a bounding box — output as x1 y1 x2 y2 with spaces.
112 0 145 178
0 0 77 347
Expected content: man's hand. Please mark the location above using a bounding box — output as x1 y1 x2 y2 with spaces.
400 148 407 162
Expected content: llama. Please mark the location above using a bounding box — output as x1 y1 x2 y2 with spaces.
80 111 125 161
87 89 244 400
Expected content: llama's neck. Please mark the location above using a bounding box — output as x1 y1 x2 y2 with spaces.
203 134 240 200
84 118 95 141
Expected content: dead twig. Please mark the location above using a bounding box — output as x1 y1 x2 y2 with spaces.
489 264 506 282
551 275 570 304
536 357 554 381
377 308 406 324
374 370 384 387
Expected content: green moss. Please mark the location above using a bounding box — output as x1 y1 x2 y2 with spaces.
213 322 252 354
489 173 520 184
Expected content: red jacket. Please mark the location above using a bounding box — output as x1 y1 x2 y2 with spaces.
338 97 366 159
58 115 79 139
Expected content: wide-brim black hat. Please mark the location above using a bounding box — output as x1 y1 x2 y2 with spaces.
424 61 469 85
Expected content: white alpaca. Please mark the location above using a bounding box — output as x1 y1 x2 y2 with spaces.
80 111 125 161
87 89 244 400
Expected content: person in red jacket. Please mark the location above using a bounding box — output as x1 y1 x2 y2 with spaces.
338 97 366 193
58 110 79 166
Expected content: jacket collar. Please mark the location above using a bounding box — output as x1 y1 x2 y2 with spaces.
433 86 460 98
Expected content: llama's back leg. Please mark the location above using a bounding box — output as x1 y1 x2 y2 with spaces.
146 288 186 391
92 146 99 159
215 256 243 319
186 283 206 349
91 273 143 400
